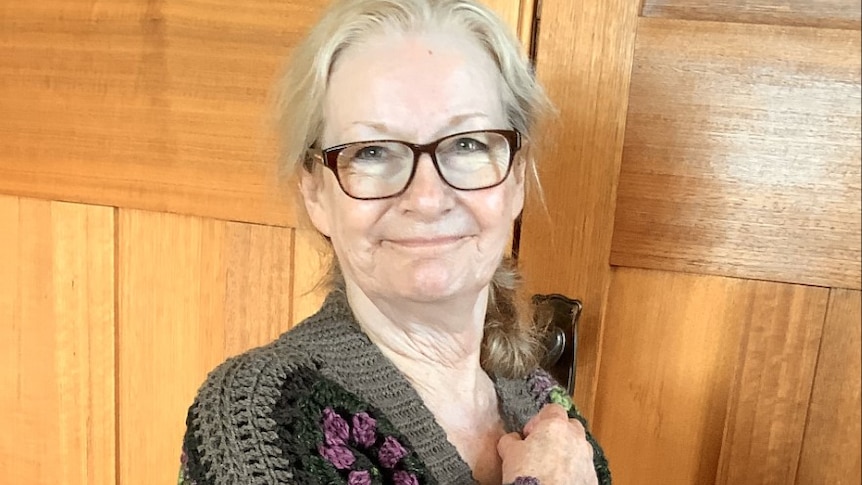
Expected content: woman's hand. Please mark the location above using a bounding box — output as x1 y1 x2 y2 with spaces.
497 404 598 485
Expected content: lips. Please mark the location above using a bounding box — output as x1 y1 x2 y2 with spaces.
384 235 468 248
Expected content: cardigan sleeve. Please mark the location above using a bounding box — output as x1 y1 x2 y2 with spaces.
178 448 200 485
179 406 211 485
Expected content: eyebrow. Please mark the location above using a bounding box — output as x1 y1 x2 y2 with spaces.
349 112 492 140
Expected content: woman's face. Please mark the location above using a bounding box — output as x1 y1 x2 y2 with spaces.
302 28 525 304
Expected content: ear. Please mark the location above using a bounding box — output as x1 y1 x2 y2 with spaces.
299 168 333 238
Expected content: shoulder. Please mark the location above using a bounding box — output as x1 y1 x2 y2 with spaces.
180 295 437 484
186 292 353 423
182 340 317 484
182 345 436 485
189 318 326 431
181 305 341 484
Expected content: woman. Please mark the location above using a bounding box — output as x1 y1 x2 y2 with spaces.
181 1 610 484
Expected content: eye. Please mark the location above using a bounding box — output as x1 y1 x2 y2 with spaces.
453 137 489 152
354 145 389 160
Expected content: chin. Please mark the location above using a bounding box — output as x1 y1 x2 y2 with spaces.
399 277 457 302
394 266 483 303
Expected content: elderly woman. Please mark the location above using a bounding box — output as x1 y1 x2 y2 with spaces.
180 1 610 484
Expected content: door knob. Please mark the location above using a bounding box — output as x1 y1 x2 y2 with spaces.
533 293 581 395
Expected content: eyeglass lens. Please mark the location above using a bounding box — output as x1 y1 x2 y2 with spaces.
333 131 513 199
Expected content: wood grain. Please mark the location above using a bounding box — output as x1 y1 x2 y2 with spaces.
517 0 642 419
641 0 861 30
0 196 115 485
516 0 537 49
0 0 315 226
593 267 829 485
221 221 294 355
482 0 531 41
715 281 829 484
117 209 292 485
796 289 862 485
611 18 861 290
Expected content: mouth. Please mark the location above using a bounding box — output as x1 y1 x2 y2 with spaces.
383 235 469 249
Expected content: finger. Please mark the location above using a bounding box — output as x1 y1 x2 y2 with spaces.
496 431 523 457
538 403 569 420
566 419 595 459
523 416 535 437
524 403 569 436
568 417 586 433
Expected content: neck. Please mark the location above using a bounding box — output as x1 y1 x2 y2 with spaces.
345 281 491 397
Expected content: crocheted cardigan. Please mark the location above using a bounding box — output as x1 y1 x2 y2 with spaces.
180 292 611 484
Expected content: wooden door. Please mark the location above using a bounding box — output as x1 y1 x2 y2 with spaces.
517 1 861 484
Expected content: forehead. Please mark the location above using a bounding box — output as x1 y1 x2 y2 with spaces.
323 28 506 144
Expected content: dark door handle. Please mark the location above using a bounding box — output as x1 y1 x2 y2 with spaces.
533 293 581 395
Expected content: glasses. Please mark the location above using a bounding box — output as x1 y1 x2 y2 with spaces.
306 129 521 200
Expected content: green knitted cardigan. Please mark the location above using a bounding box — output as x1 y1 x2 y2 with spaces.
180 292 611 484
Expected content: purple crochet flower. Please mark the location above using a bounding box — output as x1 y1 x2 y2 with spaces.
348 470 372 485
513 477 540 485
528 370 556 404
378 436 408 469
322 407 350 446
351 412 378 448
393 470 419 485
318 444 356 470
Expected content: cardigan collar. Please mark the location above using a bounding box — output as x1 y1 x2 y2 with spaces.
292 291 539 484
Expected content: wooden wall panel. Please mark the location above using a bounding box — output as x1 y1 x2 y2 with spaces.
593 267 829 485
0 0 316 226
221 221 295 354
118 209 292 485
611 18 862 290
715 282 828 484
518 0 641 420
796 289 862 485
0 197 115 485
641 0 861 30
483 0 534 41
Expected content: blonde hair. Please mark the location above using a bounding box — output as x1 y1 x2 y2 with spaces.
274 0 553 378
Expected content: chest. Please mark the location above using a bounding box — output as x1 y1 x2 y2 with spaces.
433 407 507 485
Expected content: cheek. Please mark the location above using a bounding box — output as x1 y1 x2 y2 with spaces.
485 184 521 225
325 191 386 255
472 187 521 247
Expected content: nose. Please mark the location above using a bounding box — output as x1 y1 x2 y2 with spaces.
397 153 455 217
